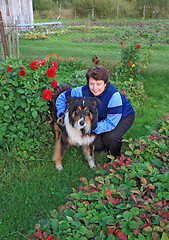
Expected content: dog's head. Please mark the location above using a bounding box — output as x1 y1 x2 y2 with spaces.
65 96 99 133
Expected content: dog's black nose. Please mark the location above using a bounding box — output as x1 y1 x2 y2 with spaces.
79 119 85 126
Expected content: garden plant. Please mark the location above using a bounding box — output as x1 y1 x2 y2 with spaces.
0 20 168 240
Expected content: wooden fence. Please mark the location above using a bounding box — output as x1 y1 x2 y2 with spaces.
0 12 20 61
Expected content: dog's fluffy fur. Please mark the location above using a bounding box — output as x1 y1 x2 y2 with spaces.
50 84 99 171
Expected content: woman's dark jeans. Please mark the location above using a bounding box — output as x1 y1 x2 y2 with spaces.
94 113 135 157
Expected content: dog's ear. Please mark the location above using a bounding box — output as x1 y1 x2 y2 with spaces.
89 97 100 106
66 96 76 105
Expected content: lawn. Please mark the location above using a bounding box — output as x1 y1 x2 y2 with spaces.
0 20 169 239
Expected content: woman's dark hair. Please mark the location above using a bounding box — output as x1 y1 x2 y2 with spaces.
86 65 110 86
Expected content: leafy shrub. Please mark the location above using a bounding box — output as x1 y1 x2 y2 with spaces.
0 54 83 158
116 41 152 81
27 115 169 239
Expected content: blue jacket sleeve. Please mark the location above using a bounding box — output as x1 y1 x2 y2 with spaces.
93 92 122 134
55 87 83 118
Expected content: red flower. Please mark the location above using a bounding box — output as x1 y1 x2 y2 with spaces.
51 61 58 69
121 41 123 45
47 67 56 77
46 236 57 240
19 70 26 76
137 44 141 49
42 89 53 100
20 65 24 70
52 80 57 88
38 59 46 66
30 61 39 70
150 44 152 46
130 60 132 66
7 66 13 72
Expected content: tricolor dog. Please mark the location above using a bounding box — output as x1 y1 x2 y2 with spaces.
50 85 99 171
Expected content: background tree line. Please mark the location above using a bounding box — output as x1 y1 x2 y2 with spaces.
32 0 169 19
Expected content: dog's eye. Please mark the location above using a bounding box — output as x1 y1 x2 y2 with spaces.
76 109 80 115
85 109 90 115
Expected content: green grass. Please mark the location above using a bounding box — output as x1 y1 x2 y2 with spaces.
0 20 169 239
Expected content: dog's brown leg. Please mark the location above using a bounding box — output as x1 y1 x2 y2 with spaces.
53 134 68 171
82 144 96 169
53 122 61 141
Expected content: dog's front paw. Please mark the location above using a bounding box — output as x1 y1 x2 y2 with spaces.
56 164 63 171
88 160 96 169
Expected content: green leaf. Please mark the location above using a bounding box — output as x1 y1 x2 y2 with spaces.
102 216 114 225
128 179 136 186
95 176 105 184
52 218 59 231
90 216 100 223
164 224 169 231
134 149 141 155
138 233 146 240
125 151 133 156
32 110 38 118
66 216 74 223
143 226 152 233
161 232 169 240
129 221 139 228
70 193 80 200
77 225 88 235
4 106 9 110
152 232 159 240
13 80 18 86
153 226 163 232
59 220 70 230
123 211 133 222
129 143 135 151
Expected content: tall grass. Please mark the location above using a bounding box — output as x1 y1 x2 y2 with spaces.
0 20 168 239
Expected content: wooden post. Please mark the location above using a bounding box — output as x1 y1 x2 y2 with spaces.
92 7 94 19
116 5 119 19
15 20 20 58
0 11 9 58
143 5 146 19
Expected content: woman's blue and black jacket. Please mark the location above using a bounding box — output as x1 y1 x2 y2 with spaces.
55 84 135 134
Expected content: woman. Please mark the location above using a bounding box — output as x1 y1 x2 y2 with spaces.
56 65 135 158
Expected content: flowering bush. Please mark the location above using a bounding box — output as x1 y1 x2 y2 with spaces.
21 31 50 40
0 54 81 157
27 115 169 239
116 41 152 81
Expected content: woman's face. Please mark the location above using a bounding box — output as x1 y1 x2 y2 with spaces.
88 77 107 96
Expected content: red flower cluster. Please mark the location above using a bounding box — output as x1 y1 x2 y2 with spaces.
38 59 46 66
42 89 53 100
137 44 141 49
7 65 13 72
51 80 57 88
51 61 58 69
19 70 26 76
46 67 56 77
30 61 39 70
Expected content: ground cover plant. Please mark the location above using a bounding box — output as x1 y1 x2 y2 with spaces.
27 114 169 239
0 20 168 239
